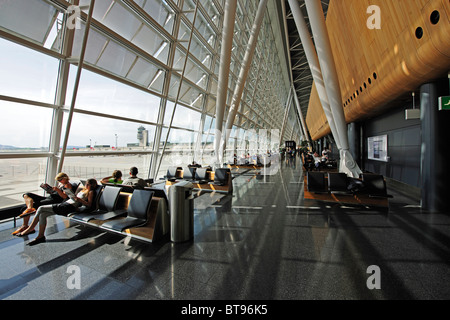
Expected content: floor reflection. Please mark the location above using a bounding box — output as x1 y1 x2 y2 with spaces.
1 155 449 299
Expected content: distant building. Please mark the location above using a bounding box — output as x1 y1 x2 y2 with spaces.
137 126 149 147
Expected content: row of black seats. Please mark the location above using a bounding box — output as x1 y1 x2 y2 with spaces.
69 185 153 233
164 166 231 186
307 171 393 199
101 182 169 203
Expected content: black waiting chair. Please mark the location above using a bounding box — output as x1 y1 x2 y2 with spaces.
101 189 154 232
192 167 211 184
361 173 393 198
306 171 327 194
182 166 196 181
165 166 181 182
102 182 135 193
70 185 123 222
114 184 135 193
209 168 230 186
327 172 352 195
144 187 168 205
70 181 80 193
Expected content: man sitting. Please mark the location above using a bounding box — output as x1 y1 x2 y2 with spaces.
122 167 147 188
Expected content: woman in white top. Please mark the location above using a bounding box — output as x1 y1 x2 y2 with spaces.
19 179 98 245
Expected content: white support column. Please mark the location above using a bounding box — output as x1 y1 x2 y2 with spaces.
279 88 293 145
292 85 310 145
47 0 79 183
221 0 268 157
295 108 305 141
57 0 95 174
214 0 237 167
304 0 361 177
288 0 341 151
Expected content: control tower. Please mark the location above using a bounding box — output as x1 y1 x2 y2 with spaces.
137 126 149 147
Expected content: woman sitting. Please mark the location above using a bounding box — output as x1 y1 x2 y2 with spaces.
12 172 73 235
18 179 99 246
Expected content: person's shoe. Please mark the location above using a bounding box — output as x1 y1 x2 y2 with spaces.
17 230 35 237
19 208 36 218
27 236 46 246
12 225 28 235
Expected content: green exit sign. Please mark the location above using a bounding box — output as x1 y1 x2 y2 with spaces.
439 96 450 110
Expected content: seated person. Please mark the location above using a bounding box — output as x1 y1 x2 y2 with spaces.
313 152 322 170
303 152 314 171
18 179 99 245
122 167 147 188
12 172 73 236
101 170 123 185
322 148 331 161
188 161 201 168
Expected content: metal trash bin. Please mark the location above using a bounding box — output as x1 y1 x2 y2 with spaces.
169 180 194 242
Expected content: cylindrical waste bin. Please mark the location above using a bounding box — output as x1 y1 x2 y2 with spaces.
169 181 194 242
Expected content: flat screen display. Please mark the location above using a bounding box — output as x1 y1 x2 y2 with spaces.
368 135 388 162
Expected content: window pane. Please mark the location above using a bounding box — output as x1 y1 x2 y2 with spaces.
127 58 165 92
141 0 175 33
205 96 216 116
163 103 201 131
71 25 108 64
175 105 202 130
79 1 171 65
167 128 196 147
66 66 160 123
0 158 47 209
203 115 215 132
168 75 204 110
101 2 142 40
64 113 156 151
80 0 114 22
178 24 212 70
163 100 175 126
61 155 152 182
174 47 208 90
200 0 221 28
0 38 59 104
0 101 53 151
0 0 58 45
132 26 170 64
72 25 166 91
157 128 197 178
96 41 137 77
195 12 216 47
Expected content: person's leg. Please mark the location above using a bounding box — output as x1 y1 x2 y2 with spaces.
19 193 47 216
11 219 30 235
20 205 54 239
12 193 45 235
23 194 35 210
18 195 37 217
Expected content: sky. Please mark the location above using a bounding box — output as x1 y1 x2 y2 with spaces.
0 37 199 149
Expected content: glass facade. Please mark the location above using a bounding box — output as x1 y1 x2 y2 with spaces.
0 0 302 209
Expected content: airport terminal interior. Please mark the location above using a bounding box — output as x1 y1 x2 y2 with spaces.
1 0 450 300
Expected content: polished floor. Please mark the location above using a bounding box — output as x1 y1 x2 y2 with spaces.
1 156 450 300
